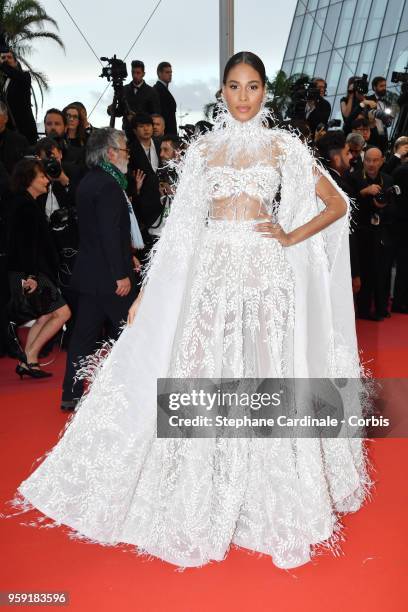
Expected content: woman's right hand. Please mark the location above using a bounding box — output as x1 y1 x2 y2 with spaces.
22 278 37 293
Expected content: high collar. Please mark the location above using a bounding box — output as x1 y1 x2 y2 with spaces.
213 100 272 135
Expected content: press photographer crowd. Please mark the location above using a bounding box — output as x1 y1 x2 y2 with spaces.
1 47 408 409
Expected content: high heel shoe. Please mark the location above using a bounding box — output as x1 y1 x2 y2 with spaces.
15 363 52 379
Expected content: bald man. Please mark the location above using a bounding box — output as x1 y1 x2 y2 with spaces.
349 147 396 321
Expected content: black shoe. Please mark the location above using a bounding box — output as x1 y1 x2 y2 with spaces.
15 363 52 379
60 399 79 412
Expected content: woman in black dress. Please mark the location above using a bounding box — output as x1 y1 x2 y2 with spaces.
7 158 71 378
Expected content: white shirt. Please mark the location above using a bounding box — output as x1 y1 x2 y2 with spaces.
143 141 159 173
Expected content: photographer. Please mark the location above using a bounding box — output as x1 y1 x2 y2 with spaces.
34 137 81 300
383 136 408 175
6 158 71 377
0 50 38 144
366 77 392 153
43 108 85 168
341 76 377 135
315 131 360 294
349 147 396 320
304 78 331 137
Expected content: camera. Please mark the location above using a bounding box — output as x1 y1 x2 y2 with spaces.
369 107 394 127
375 185 401 205
100 56 128 85
287 77 321 120
43 151 62 179
353 74 369 95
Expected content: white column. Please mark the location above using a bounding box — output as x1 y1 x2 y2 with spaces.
219 0 234 86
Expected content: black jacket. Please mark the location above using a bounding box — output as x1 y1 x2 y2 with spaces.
70 168 135 295
0 63 38 144
114 81 161 131
153 81 177 134
306 97 331 135
6 191 59 280
127 140 162 240
349 169 395 228
0 127 28 176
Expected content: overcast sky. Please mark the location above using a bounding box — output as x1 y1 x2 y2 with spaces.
33 0 297 127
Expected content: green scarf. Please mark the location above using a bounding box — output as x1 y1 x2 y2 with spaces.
98 160 128 190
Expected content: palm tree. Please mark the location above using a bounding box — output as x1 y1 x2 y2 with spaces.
266 70 311 121
0 0 64 114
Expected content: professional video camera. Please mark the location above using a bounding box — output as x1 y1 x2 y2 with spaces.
100 55 130 128
287 77 321 119
353 74 369 95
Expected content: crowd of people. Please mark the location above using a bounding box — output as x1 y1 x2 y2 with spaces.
0 53 407 409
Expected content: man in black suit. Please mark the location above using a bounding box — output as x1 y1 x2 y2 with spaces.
153 62 177 135
127 114 162 255
61 128 138 410
109 60 160 136
0 50 38 144
349 147 396 321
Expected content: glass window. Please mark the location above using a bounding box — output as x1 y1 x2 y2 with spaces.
381 0 405 37
337 44 361 95
318 0 330 7
358 40 378 78
388 31 408 78
297 13 315 57
314 51 331 79
400 1 408 32
285 15 304 60
308 0 319 9
292 58 306 75
335 0 356 48
326 48 346 95
282 60 293 76
308 7 328 54
371 36 396 80
349 0 371 44
320 3 342 51
365 0 387 40
296 1 307 15
331 95 343 120
303 54 317 77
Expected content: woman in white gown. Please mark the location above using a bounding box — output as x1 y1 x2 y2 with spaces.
15 52 371 569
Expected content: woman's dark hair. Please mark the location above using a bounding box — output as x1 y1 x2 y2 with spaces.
10 158 46 194
63 102 87 146
222 51 266 86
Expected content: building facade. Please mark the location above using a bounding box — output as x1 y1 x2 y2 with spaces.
281 0 408 119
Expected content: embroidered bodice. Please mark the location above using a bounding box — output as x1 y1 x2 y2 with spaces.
207 163 281 220
201 104 284 221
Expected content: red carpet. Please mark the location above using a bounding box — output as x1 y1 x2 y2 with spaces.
1 317 407 612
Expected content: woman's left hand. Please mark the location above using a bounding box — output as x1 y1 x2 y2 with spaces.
254 219 293 246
